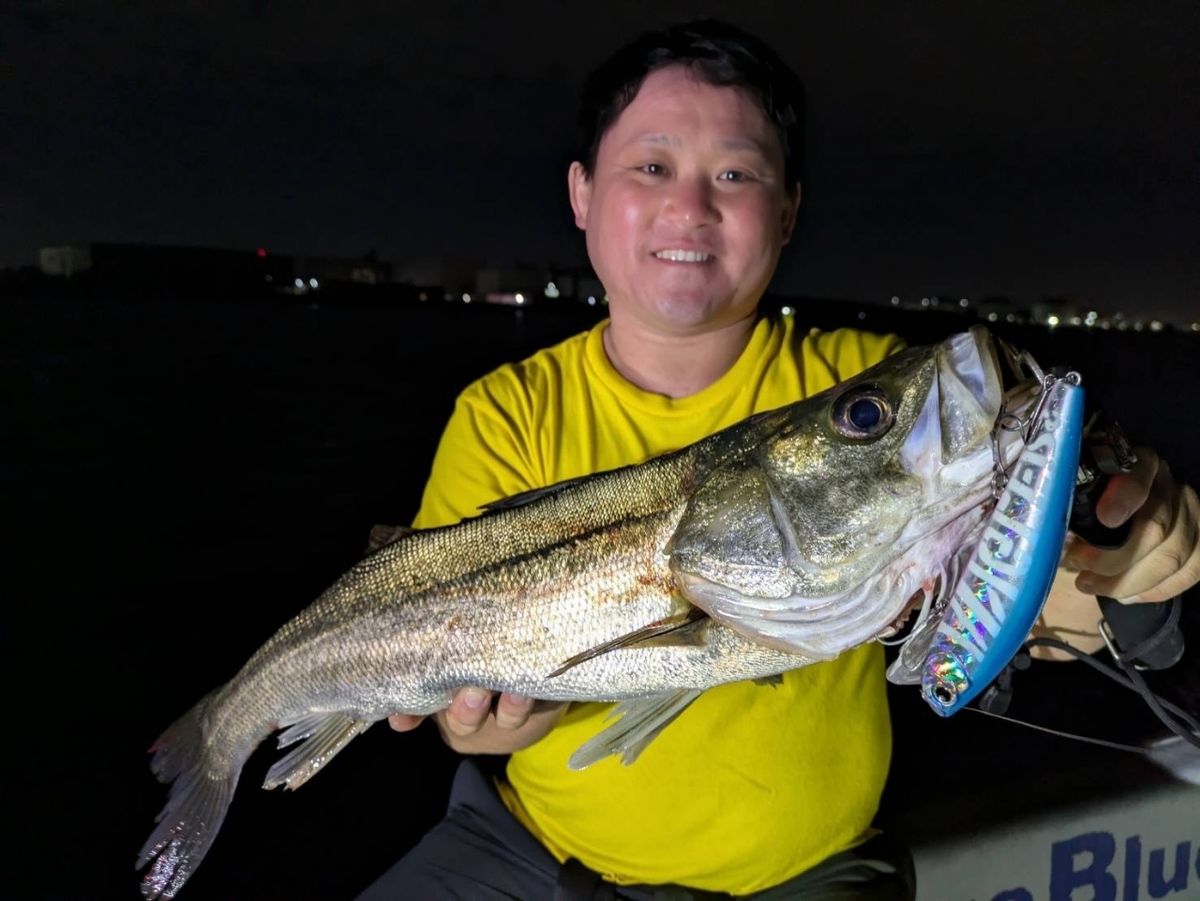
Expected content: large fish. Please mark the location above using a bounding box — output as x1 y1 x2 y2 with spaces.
138 326 1027 898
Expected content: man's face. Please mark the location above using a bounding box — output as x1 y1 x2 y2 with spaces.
569 65 799 336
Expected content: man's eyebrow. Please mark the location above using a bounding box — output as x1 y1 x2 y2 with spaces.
629 132 775 160
718 137 772 156
635 133 682 148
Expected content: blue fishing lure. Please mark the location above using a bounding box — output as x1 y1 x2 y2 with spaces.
919 372 1085 716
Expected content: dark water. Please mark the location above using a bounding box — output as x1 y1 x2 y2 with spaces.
4 293 1197 899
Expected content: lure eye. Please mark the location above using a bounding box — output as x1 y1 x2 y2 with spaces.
831 388 894 440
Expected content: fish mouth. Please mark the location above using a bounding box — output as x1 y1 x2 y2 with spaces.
872 362 1046 650
867 332 1049 649
881 589 933 638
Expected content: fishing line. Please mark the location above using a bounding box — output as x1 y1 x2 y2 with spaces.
963 706 1150 755
967 635 1200 754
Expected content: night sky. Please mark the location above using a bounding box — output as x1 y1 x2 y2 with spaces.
5 2 1198 321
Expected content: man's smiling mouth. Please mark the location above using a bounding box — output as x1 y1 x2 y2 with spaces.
654 249 713 263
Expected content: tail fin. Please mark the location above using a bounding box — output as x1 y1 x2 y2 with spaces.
137 694 241 900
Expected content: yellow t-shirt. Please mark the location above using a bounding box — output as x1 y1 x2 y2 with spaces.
413 314 905 895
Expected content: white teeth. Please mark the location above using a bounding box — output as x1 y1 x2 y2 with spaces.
654 249 711 263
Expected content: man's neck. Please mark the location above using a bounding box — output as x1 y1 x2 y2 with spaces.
602 313 759 399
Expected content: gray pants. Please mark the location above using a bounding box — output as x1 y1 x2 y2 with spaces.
358 761 915 900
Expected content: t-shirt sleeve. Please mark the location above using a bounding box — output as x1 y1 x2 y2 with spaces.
411 370 540 530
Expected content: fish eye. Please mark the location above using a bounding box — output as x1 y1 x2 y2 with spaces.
831 388 894 440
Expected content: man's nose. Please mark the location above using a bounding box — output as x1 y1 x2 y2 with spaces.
661 175 719 227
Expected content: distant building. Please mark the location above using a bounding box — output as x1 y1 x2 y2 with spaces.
1031 297 1086 328
39 245 93 278
394 257 480 299
975 296 1027 325
298 253 392 286
38 242 291 289
475 266 545 306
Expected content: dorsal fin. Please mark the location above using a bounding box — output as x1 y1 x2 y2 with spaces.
479 474 595 513
365 524 415 554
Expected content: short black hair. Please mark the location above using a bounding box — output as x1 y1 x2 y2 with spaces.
575 20 805 189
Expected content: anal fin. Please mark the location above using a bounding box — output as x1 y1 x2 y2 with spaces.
569 689 703 770
263 712 371 791
548 608 708 679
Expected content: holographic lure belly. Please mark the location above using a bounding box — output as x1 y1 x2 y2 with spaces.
920 371 1084 716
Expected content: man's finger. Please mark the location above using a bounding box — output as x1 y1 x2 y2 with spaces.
1077 481 1199 602
494 693 535 730
1065 463 1174 577
388 713 425 732
1095 445 1158 528
442 687 494 737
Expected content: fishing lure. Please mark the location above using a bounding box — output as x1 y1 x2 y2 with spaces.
917 369 1085 715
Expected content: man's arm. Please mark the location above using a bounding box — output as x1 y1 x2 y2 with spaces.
1034 446 1200 659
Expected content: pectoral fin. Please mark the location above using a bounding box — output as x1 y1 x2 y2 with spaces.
263 712 371 791
569 689 704 770
547 608 709 678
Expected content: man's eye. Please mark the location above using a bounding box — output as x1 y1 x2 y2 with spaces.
718 170 750 183
641 163 666 176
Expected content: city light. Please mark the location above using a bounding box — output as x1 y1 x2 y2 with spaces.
1047 315 1060 328
462 293 471 302
587 296 597 306
781 306 794 316
959 298 969 308
515 293 525 305
308 277 318 289
544 281 560 299
890 296 900 306
294 278 304 289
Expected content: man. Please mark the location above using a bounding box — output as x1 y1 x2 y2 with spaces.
363 20 1200 899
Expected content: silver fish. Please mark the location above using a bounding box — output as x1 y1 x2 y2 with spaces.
138 326 1025 898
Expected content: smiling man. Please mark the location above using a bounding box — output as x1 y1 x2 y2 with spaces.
361 20 1200 901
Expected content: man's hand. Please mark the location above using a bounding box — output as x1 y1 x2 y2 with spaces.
1036 446 1200 658
388 688 568 754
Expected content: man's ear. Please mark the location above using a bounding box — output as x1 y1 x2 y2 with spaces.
568 161 592 230
781 183 802 246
